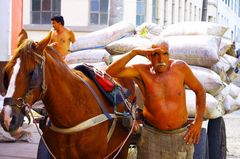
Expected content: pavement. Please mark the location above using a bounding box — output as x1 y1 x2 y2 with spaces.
0 110 239 159
0 123 40 159
224 110 240 159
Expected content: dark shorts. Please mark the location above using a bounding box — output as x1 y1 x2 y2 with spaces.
137 122 194 159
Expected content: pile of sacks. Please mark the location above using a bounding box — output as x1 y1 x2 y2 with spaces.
65 21 136 70
65 21 240 120
160 22 240 119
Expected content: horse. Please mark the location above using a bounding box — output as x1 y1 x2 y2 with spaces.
0 30 135 159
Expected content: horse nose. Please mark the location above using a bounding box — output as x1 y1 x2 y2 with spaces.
4 116 12 131
2 106 13 131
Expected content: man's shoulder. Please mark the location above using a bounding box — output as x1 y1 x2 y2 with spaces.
170 59 187 66
64 27 74 33
170 59 190 71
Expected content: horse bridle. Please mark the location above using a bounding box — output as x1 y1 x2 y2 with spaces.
3 50 47 123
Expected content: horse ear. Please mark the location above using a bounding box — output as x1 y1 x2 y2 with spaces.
17 29 28 47
31 42 37 50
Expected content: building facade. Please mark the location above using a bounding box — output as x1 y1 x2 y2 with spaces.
23 0 203 41
2 0 240 54
207 0 240 48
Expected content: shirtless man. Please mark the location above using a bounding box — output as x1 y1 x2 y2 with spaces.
106 39 206 159
37 16 76 159
40 15 76 57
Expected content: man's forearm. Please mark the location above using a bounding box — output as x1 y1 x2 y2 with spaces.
106 50 137 76
195 91 206 124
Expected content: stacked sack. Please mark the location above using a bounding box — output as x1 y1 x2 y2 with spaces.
64 21 135 70
104 22 162 64
160 22 240 119
65 21 240 120
104 21 240 120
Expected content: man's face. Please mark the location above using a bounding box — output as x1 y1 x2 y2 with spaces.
51 20 60 31
149 42 170 74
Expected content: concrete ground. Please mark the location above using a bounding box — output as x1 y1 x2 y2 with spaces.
224 110 240 159
0 110 239 159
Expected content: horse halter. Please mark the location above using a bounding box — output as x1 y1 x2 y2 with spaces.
3 49 47 122
3 97 31 124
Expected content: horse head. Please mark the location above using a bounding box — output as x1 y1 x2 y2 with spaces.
0 31 47 132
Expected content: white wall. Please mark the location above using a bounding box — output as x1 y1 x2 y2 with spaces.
123 0 137 24
0 1 11 60
61 0 89 26
23 0 30 25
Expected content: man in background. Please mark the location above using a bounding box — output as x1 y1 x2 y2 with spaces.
40 15 76 57
37 15 76 159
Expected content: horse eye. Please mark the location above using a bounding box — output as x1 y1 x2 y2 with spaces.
164 52 169 55
29 70 34 77
152 52 158 57
3 71 9 90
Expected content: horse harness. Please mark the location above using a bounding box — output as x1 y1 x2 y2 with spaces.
3 50 47 125
3 46 135 158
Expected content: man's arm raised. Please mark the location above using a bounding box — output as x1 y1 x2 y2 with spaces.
106 50 139 78
106 48 155 77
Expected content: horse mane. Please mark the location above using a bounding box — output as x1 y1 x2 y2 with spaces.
43 45 75 77
45 45 65 63
5 38 71 77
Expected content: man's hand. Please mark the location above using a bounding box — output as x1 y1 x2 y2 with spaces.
132 120 142 134
183 121 202 144
132 48 156 57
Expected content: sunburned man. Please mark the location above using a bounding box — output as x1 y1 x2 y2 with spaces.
106 39 206 159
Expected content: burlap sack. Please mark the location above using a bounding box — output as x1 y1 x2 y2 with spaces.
65 49 110 64
160 22 228 37
165 35 221 67
135 22 163 39
70 21 135 51
186 89 224 119
105 37 152 55
190 66 225 96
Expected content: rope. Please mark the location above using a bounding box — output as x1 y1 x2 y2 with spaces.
28 105 56 159
104 119 136 159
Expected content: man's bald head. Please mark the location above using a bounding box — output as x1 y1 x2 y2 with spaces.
151 39 169 53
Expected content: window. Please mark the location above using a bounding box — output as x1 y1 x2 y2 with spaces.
31 0 61 24
189 2 192 21
194 6 197 21
152 0 159 23
178 0 182 22
184 0 187 21
164 0 168 25
239 0 240 17
90 0 109 25
136 0 146 26
172 1 175 23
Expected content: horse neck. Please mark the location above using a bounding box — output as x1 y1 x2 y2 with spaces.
42 54 103 127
